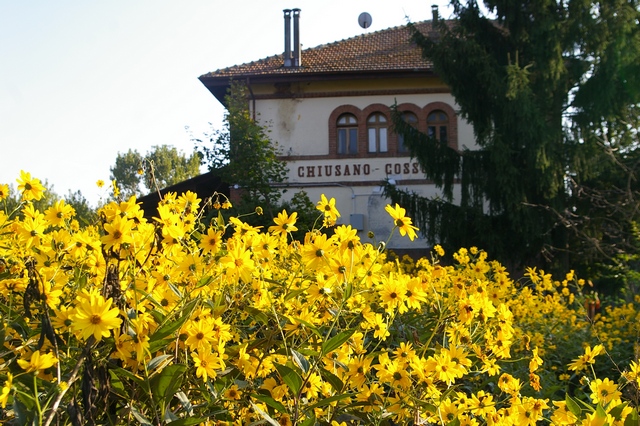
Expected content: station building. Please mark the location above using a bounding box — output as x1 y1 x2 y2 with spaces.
199 8 478 251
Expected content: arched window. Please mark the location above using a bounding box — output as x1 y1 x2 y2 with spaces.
398 112 418 154
337 113 358 154
367 113 388 153
427 110 448 143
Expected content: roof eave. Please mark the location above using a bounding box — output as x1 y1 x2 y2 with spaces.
199 68 436 106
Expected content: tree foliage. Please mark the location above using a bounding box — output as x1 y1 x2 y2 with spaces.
385 0 640 283
195 81 289 216
110 145 201 198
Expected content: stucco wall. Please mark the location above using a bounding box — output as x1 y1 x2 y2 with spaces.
245 86 476 253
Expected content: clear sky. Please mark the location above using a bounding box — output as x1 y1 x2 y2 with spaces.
0 0 452 205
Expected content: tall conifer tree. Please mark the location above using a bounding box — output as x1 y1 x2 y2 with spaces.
385 0 640 275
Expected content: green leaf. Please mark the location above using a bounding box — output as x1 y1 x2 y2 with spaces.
343 281 353 301
306 392 353 410
150 298 198 343
251 393 287 413
250 401 280 426
284 288 305 301
565 394 582 417
195 275 214 289
130 405 154 425
245 307 269 325
292 317 322 338
175 391 194 416
624 408 639 426
108 369 130 399
112 366 145 386
149 364 187 406
275 363 303 395
291 349 310 374
595 404 607 419
319 367 344 393
609 402 629 420
147 354 173 373
299 409 317 426
321 328 356 356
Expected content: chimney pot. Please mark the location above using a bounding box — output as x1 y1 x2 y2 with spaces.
431 5 439 22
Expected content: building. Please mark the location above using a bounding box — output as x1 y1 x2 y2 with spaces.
199 8 478 252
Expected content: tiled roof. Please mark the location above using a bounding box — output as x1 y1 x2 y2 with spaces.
200 21 435 79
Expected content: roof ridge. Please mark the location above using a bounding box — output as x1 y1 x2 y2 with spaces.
200 19 436 79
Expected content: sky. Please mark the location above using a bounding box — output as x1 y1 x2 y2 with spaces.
0 0 453 206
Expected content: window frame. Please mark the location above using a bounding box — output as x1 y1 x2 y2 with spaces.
336 113 358 155
367 112 388 153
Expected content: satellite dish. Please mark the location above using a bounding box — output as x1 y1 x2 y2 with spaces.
358 12 372 29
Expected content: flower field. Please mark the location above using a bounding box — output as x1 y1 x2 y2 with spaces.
0 172 639 425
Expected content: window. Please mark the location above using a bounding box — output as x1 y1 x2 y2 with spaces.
367 113 388 153
398 112 418 153
427 110 448 143
337 113 358 154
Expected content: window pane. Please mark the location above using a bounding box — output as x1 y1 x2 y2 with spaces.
398 134 407 152
338 129 346 154
368 128 377 152
338 114 356 125
349 129 358 153
428 126 436 138
379 128 388 152
440 126 447 143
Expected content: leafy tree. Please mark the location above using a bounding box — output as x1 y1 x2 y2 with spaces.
195 81 289 217
385 0 640 282
110 145 201 198
65 189 97 225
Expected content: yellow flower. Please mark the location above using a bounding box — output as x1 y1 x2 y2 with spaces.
589 377 621 406
96 179 105 188
568 344 605 371
468 390 496 418
71 290 122 342
16 215 47 248
378 275 407 313
17 350 58 373
316 194 340 221
0 373 13 408
529 346 543 373
185 318 218 352
302 372 323 399
200 227 223 255
224 384 242 400
44 199 76 227
375 357 411 390
16 170 45 201
301 233 333 270
192 346 224 382
0 183 9 201
268 210 298 238
220 243 255 283
101 215 134 252
385 203 419 241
